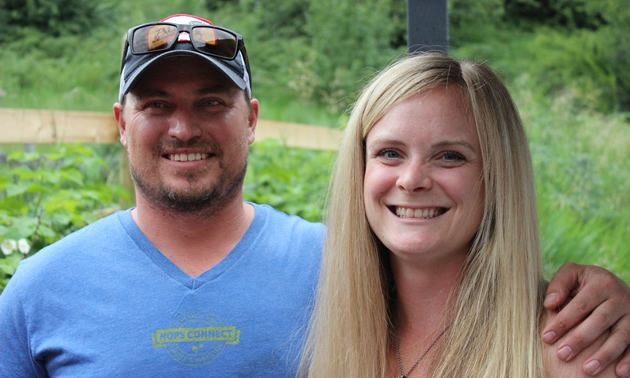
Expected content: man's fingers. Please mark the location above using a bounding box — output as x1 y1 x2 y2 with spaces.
543 285 607 344
545 262 583 310
615 346 630 377
580 317 630 375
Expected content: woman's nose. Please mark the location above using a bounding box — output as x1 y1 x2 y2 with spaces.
396 161 432 192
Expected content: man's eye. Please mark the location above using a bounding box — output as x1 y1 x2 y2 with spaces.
146 102 166 108
202 99 221 106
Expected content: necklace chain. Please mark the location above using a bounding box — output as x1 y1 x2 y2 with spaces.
395 321 448 378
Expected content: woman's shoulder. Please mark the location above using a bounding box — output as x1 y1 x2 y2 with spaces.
541 309 618 377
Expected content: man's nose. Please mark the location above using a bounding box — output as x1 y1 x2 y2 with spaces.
168 111 202 141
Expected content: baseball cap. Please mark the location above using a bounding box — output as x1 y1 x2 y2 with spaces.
118 14 251 102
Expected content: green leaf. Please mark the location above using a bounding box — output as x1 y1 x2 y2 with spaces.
0 253 23 276
51 212 73 227
59 169 85 186
37 225 57 240
5 182 31 197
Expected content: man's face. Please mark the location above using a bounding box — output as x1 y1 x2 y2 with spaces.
114 56 258 213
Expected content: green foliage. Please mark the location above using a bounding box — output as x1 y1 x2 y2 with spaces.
1 0 629 114
297 0 399 113
0 144 127 291
524 28 620 113
503 0 603 29
0 20 123 111
0 0 115 39
449 0 505 28
243 139 334 223
209 0 401 115
452 0 630 113
514 75 630 282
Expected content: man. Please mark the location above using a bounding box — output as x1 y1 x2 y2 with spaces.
0 14 629 377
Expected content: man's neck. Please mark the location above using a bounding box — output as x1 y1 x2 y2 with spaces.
131 194 255 277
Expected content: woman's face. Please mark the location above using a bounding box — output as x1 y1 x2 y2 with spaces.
363 86 484 265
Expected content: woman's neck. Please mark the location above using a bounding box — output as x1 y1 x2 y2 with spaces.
391 250 465 330
388 252 464 377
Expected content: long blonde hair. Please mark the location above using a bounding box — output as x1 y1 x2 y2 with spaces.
300 54 546 377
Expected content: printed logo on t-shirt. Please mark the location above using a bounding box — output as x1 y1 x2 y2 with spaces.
151 311 241 366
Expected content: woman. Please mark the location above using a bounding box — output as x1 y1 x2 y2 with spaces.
300 54 618 376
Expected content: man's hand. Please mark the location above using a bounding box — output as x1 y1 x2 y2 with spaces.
543 262 630 376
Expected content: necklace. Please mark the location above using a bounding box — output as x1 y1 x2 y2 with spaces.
395 321 448 378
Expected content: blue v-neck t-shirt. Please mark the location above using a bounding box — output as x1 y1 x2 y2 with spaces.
0 203 324 377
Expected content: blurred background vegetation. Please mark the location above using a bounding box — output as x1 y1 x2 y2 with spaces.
0 0 628 290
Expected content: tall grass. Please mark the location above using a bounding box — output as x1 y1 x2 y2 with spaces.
513 75 630 282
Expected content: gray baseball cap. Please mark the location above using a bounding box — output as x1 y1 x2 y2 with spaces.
118 14 252 102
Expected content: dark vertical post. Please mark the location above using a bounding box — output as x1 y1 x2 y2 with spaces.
407 0 448 55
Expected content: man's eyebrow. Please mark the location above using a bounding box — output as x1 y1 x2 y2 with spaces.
134 89 169 100
196 85 236 97
133 85 235 100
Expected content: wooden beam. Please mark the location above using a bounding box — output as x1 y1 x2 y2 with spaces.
254 121 341 151
0 108 342 151
0 108 119 144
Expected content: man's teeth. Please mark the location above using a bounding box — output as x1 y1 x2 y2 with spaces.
395 207 443 219
169 153 208 162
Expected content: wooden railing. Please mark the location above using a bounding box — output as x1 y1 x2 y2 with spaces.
0 108 343 205
0 108 342 150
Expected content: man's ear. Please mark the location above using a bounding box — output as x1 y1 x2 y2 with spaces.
247 98 259 145
113 102 128 148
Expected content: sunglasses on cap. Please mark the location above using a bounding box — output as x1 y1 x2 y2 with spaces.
125 22 245 60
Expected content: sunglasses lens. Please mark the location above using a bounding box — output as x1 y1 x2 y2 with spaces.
191 27 238 58
132 24 178 53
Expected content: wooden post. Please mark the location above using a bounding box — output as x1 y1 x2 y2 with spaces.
407 0 448 55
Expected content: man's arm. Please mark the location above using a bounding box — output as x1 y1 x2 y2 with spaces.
0 276 44 376
543 263 630 377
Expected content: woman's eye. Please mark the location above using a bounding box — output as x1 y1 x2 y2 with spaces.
441 151 466 162
378 149 400 159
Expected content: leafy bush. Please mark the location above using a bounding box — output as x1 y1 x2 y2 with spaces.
449 0 505 28
0 0 115 39
0 144 127 291
0 23 123 111
524 28 620 113
503 0 603 29
243 139 334 223
452 0 630 112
